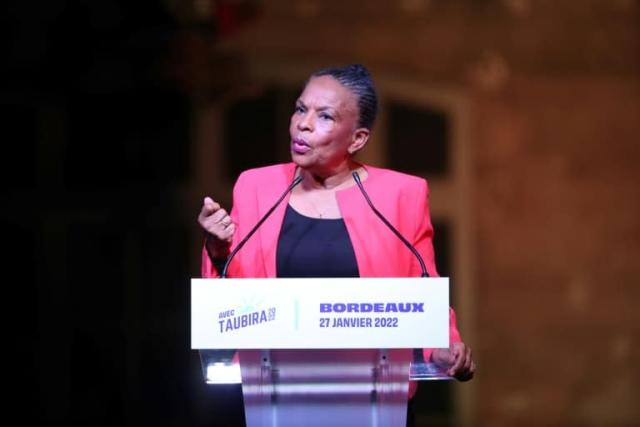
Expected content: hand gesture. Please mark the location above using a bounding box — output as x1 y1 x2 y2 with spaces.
197 197 235 256
431 341 476 381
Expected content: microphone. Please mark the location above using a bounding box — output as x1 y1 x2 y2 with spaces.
221 175 303 278
352 171 429 278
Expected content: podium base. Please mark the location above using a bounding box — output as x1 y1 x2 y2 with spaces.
239 349 411 427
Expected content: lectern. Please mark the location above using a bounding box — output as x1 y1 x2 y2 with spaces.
192 278 451 427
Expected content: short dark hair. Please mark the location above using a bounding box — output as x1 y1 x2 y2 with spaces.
310 64 378 130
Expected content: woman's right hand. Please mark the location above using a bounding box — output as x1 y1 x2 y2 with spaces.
198 197 235 256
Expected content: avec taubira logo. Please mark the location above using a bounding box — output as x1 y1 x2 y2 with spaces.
218 297 276 333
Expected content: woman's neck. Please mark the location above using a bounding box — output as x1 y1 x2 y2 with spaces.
298 162 362 191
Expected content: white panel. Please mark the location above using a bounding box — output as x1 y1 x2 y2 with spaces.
191 277 449 349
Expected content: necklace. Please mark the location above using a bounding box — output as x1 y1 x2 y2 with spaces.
294 166 365 218
305 191 339 219
307 198 327 218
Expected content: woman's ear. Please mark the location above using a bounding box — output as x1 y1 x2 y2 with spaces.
348 128 370 155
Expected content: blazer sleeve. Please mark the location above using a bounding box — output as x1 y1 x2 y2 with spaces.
411 179 463 363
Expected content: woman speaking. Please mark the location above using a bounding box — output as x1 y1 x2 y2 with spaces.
197 64 475 391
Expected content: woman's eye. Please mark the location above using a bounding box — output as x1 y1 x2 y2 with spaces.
295 105 305 113
319 113 334 121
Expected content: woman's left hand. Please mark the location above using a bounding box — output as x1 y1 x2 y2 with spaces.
431 341 476 381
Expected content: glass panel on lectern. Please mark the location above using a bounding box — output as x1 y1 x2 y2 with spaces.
409 362 453 381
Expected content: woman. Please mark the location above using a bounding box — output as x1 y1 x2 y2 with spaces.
198 64 475 387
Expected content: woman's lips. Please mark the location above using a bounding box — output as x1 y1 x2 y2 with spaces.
292 138 310 154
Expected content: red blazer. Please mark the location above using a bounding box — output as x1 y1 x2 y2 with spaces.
201 163 462 394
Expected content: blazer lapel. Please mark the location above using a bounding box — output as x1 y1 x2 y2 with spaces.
337 166 378 277
257 163 297 277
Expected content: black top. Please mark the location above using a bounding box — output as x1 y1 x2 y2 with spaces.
276 205 360 278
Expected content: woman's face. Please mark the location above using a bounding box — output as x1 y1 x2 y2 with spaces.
289 75 368 176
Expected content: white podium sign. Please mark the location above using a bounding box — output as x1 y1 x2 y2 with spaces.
191 277 449 349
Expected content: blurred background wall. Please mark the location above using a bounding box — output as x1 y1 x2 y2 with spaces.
4 0 639 426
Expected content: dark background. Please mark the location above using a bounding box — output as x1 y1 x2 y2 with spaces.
4 1 222 425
